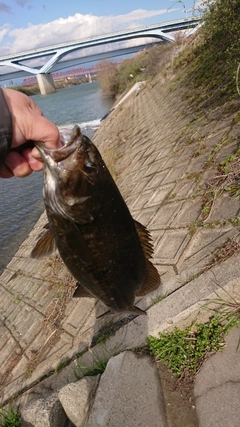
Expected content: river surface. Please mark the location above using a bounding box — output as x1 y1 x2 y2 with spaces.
0 82 114 274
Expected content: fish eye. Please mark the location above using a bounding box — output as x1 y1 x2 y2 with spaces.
84 161 96 173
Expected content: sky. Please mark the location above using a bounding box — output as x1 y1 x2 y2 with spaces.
0 0 201 83
0 0 202 54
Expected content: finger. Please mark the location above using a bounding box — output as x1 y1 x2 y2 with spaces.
28 115 59 150
0 162 14 178
22 148 44 172
31 145 43 161
4 151 32 178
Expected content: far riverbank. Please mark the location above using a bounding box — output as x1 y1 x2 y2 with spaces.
9 76 98 96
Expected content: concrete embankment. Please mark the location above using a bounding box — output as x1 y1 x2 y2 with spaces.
1 68 240 426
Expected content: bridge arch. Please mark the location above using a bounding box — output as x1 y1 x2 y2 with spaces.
0 17 200 94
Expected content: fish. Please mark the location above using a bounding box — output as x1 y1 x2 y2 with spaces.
31 125 160 315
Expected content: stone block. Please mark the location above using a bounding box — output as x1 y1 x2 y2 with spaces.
171 179 195 199
62 298 96 336
147 171 171 189
59 376 99 427
87 351 167 427
174 197 203 226
208 193 240 221
177 225 236 274
154 228 190 264
196 382 240 427
161 163 185 184
195 328 240 427
146 183 175 208
149 201 182 228
133 207 157 226
21 392 67 427
130 189 155 210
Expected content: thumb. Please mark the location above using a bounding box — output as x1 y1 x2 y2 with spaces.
30 114 59 149
28 114 60 161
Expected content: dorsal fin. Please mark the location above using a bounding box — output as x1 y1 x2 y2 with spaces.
31 225 57 258
134 220 161 296
136 259 160 296
134 220 154 259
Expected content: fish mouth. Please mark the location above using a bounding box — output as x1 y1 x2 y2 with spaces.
35 125 82 162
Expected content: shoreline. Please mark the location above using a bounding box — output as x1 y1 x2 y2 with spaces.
8 76 98 96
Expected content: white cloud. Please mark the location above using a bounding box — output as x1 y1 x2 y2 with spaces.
1 9 171 55
0 24 11 43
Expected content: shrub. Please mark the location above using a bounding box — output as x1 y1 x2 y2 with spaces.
184 0 240 106
97 43 178 97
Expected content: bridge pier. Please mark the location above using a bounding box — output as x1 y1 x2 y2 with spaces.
36 73 56 95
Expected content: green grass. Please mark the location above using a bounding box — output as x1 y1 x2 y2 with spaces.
147 313 239 377
0 406 21 427
230 216 240 226
74 348 118 380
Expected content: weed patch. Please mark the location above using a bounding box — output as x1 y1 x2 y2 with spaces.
201 237 240 273
206 136 231 165
188 217 240 234
147 314 239 378
0 406 20 427
200 141 240 220
74 348 118 380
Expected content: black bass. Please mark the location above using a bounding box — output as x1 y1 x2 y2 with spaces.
32 125 160 314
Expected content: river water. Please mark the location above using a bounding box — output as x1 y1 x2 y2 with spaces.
0 82 114 274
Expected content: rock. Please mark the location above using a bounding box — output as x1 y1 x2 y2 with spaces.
58 376 99 427
87 351 167 427
21 392 67 427
194 325 240 427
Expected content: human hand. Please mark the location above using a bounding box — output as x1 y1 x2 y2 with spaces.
0 88 59 178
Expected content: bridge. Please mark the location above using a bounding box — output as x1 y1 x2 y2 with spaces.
0 44 157 85
0 17 200 94
22 59 123 87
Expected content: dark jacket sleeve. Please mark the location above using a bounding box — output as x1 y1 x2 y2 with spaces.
0 88 12 162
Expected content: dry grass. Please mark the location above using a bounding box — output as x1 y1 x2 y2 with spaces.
202 146 240 221
200 237 240 274
25 256 76 376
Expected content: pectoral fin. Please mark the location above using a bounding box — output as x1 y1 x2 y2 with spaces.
31 225 57 258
